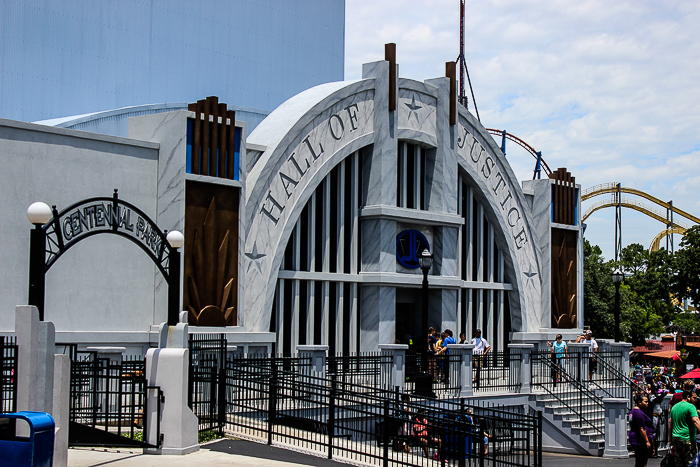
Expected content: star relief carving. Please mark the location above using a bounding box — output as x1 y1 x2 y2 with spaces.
404 95 422 124
245 241 266 275
524 265 538 288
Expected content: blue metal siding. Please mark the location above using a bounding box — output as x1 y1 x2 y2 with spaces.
0 0 345 123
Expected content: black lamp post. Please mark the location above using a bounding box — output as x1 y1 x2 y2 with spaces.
27 202 52 321
612 268 624 342
166 231 184 326
419 248 433 349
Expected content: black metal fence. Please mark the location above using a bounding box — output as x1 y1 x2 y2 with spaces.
188 333 227 434
473 349 522 394
0 336 18 414
328 352 393 390
67 351 162 448
224 359 542 467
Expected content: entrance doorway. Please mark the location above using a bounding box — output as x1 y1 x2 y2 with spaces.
396 288 420 353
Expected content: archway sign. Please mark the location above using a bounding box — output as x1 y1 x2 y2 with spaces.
27 189 182 325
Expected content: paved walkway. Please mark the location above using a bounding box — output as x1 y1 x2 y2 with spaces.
68 438 662 467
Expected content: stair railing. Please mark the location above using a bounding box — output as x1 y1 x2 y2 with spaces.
590 352 640 407
531 352 604 437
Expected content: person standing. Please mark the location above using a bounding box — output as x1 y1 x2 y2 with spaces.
629 394 653 467
459 333 466 344
669 389 700 467
646 386 669 458
470 329 491 389
437 329 457 384
426 327 437 378
582 330 598 380
548 334 568 386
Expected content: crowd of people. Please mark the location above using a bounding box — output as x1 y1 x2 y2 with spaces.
424 327 491 388
394 393 489 459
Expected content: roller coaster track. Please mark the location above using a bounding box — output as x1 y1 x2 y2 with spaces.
583 197 692 229
582 183 700 252
486 128 552 177
582 183 700 224
650 227 687 252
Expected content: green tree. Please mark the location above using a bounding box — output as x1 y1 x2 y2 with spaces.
583 241 672 343
673 225 700 307
621 245 676 325
583 240 615 338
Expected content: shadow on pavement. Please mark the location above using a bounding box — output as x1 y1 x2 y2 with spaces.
205 438 350 467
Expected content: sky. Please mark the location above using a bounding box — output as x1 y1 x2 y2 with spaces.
344 0 700 262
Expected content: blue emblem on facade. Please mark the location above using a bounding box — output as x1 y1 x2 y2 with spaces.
396 230 430 269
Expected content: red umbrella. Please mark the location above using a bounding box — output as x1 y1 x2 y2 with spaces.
680 368 700 379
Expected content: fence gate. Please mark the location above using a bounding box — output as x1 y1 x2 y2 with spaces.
188 334 227 435
0 336 18 414
65 348 162 449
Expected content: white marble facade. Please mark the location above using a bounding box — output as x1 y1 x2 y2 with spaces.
241 59 583 352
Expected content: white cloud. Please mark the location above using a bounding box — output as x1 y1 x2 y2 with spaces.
346 0 700 258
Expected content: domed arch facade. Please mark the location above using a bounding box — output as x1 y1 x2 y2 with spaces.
243 60 579 354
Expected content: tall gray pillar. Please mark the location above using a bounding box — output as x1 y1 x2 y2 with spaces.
379 344 408 391
609 342 632 378
509 344 533 394
602 398 629 458
297 345 328 381
448 344 474 398
16 305 55 415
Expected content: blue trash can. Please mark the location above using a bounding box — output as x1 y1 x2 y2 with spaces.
0 411 55 467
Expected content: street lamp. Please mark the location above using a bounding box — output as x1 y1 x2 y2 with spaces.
420 248 433 355
166 230 184 326
612 268 624 342
27 202 52 320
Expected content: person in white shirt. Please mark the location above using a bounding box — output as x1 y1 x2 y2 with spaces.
470 329 491 389
582 330 598 380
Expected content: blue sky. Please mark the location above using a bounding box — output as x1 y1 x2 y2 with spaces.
345 0 700 261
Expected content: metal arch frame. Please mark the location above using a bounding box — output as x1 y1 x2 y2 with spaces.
28 190 181 325
42 194 171 277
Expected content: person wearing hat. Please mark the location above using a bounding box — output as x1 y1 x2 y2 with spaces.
470 329 491 389
582 330 598 380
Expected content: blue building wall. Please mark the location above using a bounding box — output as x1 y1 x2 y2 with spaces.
0 0 345 123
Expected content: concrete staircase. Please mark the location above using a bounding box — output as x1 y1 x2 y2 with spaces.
534 389 605 455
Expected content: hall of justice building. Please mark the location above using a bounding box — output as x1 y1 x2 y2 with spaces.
0 56 583 355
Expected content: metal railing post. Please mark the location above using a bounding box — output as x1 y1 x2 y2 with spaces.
459 398 466 467
383 399 389 467
328 377 336 459
537 410 543 467
479 417 486 467
218 363 226 435
268 377 277 445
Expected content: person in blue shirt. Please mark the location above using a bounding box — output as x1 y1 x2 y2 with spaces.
548 334 568 386
436 329 457 384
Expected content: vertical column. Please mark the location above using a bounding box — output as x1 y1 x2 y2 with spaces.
509 344 533 394
449 344 474 398
297 345 328 381
53 354 71 467
360 60 399 352
609 342 632 380
379 344 408 392
144 348 199 455
16 305 55 415
602 398 630 458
